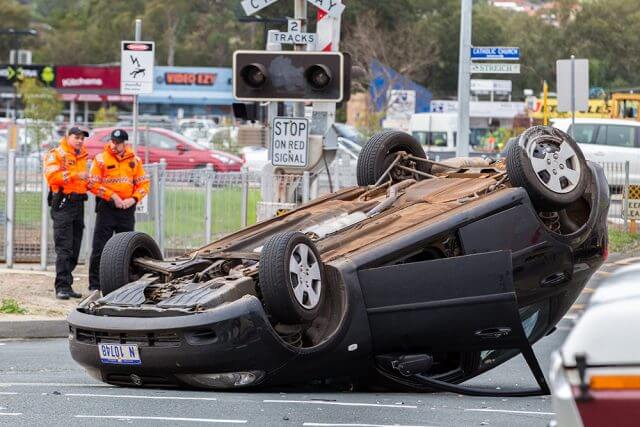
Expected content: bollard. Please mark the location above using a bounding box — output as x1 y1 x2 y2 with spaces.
5 150 15 268
241 166 249 228
158 159 167 254
40 169 48 270
205 163 213 242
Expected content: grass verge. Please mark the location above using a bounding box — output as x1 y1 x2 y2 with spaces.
609 228 640 254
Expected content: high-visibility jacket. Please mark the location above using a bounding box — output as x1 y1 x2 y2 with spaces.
43 138 89 194
89 145 150 202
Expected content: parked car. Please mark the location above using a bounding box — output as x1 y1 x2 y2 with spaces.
68 126 608 393
178 119 219 146
84 127 243 172
552 118 640 187
550 264 640 427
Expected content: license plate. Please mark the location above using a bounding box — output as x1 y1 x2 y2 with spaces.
98 343 141 365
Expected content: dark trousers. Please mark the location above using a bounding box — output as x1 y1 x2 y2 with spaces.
51 201 84 291
88 201 135 289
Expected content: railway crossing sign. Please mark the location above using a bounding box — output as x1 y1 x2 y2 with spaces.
241 0 344 17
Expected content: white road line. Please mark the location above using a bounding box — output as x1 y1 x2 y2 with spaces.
0 413 22 416
75 415 246 423
0 392 19 395
65 393 217 401
465 408 555 416
303 424 436 427
0 382 110 387
264 400 417 409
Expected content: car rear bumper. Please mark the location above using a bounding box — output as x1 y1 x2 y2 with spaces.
67 296 295 388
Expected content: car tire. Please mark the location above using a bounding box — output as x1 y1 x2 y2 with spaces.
99 231 163 296
506 126 588 210
259 231 325 324
356 131 432 186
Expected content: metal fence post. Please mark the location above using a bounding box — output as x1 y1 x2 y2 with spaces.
624 160 630 233
205 163 213 242
40 169 48 270
152 163 161 244
6 150 15 268
158 159 166 254
302 171 310 203
241 166 249 228
333 149 341 191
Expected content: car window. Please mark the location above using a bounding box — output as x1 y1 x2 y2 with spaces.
604 125 635 147
149 132 178 150
595 125 606 145
569 124 597 144
412 131 447 147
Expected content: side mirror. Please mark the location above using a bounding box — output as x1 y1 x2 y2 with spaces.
176 143 188 152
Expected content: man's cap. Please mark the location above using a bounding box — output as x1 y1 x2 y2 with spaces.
110 129 129 142
68 127 89 138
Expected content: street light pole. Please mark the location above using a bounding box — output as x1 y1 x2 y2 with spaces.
456 0 472 157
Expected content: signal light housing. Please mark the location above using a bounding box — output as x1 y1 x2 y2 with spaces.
233 50 351 103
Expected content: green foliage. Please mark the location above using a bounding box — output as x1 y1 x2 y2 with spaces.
609 229 640 254
94 106 119 125
1 0 638 99
0 298 27 315
17 78 62 122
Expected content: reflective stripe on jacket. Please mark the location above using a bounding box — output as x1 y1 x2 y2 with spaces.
89 145 150 202
43 138 88 194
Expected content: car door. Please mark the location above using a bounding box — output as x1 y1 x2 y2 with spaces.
147 131 182 169
568 123 600 161
595 124 640 184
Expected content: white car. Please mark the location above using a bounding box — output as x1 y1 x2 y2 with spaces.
552 118 640 186
550 264 640 427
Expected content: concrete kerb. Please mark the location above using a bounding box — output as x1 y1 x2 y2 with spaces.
0 253 635 339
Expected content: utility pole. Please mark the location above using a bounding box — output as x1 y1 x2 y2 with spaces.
456 0 472 157
293 0 307 119
132 19 142 151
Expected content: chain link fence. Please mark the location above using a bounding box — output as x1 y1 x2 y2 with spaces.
0 149 634 266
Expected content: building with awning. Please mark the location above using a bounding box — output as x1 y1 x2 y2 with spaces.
139 66 234 119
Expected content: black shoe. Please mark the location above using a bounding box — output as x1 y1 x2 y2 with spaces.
56 289 71 300
68 289 82 299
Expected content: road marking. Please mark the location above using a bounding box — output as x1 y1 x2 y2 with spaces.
465 409 555 416
0 382 110 387
0 392 18 395
570 304 585 310
75 415 247 423
581 287 595 294
0 413 22 416
614 256 640 265
303 423 437 427
264 400 417 409
563 314 578 320
65 393 218 401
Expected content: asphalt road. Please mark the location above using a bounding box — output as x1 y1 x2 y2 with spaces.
0 256 634 427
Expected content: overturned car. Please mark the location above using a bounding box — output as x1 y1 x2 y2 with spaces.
68 126 609 395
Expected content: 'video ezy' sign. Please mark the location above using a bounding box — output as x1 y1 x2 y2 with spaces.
271 117 309 167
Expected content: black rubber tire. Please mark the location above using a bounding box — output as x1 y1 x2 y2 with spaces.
259 231 325 324
356 131 432 186
506 126 588 210
99 231 163 296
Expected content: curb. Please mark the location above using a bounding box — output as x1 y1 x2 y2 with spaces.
0 319 68 339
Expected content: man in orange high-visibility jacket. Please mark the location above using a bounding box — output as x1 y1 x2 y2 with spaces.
44 127 90 300
88 129 150 291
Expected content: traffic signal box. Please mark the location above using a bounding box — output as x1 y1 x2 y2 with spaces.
233 50 351 103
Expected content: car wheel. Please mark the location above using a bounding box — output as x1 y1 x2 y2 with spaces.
357 131 432 186
259 231 325 324
506 126 588 210
99 232 163 296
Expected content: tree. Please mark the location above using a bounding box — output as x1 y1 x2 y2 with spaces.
0 0 33 62
16 77 62 150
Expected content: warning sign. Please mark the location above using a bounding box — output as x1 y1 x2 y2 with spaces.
120 41 155 95
271 117 309 167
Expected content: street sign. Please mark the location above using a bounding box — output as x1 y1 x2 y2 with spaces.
556 58 589 113
470 79 512 93
120 41 155 95
470 63 520 74
135 195 148 214
471 47 520 61
241 0 280 15
288 19 302 33
271 117 309 167
268 31 316 46
307 0 345 17
241 0 344 17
